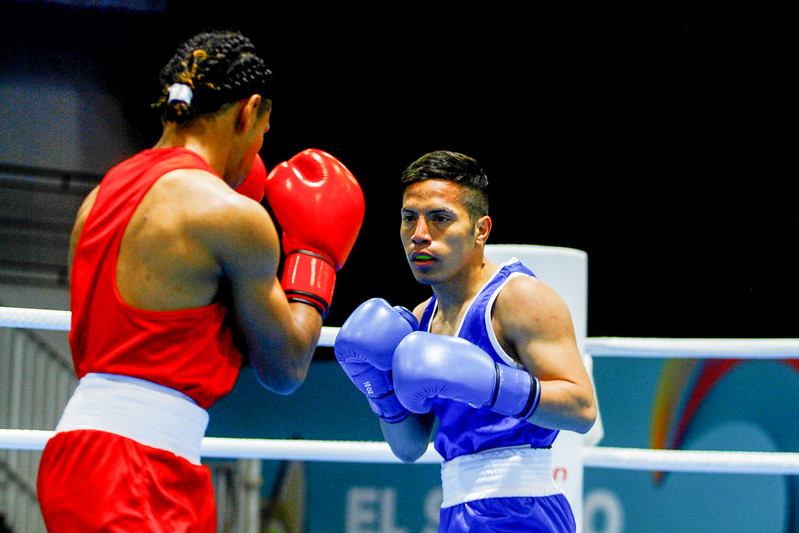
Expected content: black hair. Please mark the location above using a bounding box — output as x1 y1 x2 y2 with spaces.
400 150 490 219
152 30 273 125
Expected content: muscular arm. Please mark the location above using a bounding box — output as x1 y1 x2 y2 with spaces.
210 191 322 394
67 186 99 283
71 173 320 394
493 276 596 433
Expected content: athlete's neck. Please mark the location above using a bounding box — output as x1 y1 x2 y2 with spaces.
432 257 498 322
153 112 240 186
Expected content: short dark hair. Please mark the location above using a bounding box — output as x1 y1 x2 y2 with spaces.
152 30 273 125
400 150 489 219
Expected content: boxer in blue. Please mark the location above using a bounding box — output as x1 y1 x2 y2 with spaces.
334 150 597 532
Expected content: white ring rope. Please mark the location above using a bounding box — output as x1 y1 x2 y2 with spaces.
3 306 799 358
587 336 799 359
0 430 442 464
0 305 345 346
3 429 799 474
0 306 71 331
3 306 799 475
584 446 799 475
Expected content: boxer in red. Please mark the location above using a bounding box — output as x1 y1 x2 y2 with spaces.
36 30 364 532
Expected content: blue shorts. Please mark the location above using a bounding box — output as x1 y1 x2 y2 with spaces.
438 494 575 533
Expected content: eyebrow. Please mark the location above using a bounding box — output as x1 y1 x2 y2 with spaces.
401 207 458 216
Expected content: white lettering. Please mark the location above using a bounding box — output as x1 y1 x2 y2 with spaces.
346 487 378 533
422 487 442 533
380 488 408 533
345 486 408 533
584 488 625 533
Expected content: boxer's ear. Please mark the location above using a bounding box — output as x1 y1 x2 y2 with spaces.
236 95 263 133
475 215 492 245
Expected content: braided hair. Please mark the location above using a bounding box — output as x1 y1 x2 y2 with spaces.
153 30 273 125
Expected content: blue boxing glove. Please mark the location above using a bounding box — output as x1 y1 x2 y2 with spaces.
334 298 419 423
393 331 540 419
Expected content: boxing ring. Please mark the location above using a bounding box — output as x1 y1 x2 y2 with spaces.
2 306 799 472
3 306 799 474
2 326 799 472
2 245 799 531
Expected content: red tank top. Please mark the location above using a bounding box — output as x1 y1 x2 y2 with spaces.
69 147 243 409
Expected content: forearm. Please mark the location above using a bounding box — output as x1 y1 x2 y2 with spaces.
246 286 322 394
255 302 322 394
380 411 436 463
527 379 596 434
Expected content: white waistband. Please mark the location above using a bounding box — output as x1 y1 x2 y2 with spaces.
440 446 562 508
55 373 209 465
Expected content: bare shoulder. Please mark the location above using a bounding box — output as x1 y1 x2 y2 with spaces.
493 274 574 337
68 185 101 268
156 169 278 249
73 185 100 232
155 169 259 217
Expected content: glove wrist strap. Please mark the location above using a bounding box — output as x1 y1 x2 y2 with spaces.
368 393 411 424
489 364 541 419
281 251 336 318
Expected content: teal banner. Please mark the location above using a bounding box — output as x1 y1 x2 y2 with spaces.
207 360 442 532
583 357 799 532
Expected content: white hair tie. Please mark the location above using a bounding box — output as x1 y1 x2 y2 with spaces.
167 83 193 105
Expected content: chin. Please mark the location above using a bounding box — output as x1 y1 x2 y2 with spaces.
410 270 436 286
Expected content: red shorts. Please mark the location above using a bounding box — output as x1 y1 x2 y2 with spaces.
37 430 216 532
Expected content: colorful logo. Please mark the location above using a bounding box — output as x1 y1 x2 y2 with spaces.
649 357 799 530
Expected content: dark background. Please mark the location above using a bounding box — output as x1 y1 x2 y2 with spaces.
1 2 794 344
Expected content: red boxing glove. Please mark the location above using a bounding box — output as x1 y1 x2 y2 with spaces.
234 153 267 202
265 149 365 317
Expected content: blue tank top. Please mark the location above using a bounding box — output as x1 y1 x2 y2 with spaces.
419 259 559 461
